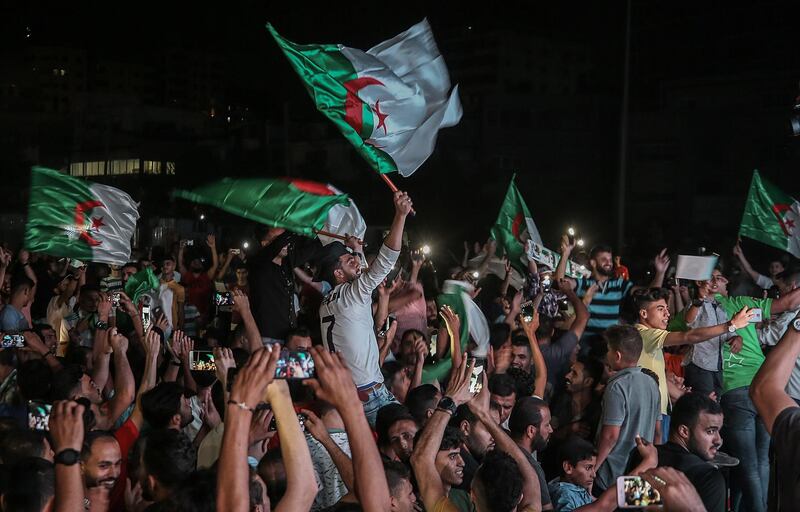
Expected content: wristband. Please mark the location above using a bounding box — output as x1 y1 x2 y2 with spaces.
227 399 254 412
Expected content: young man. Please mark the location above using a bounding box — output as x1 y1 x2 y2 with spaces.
318 190 413 424
285 326 312 352
509 396 554 510
178 235 218 326
384 460 419 512
594 325 660 492
547 437 597 512
158 255 185 333
450 404 496 491
733 241 786 290
0 276 35 332
80 431 122 512
488 373 517 426
376 404 418 462
551 356 603 442
628 393 726 512
632 287 752 433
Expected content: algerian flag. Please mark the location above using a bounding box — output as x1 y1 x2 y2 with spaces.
269 19 462 177
174 178 352 238
490 175 543 271
320 184 366 246
125 267 160 304
25 167 139 265
739 170 800 258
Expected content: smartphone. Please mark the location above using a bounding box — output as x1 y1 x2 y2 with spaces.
749 308 763 323
378 315 396 338
141 305 151 331
469 357 486 394
214 291 234 306
185 240 194 246
1 334 25 348
541 272 553 293
520 301 534 322
28 401 52 431
111 292 121 308
297 413 307 432
274 349 315 379
231 249 241 255
189 350 216 371
616 475 662 508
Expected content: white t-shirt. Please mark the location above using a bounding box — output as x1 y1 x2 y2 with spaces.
319 244 398 388
46 295 76 345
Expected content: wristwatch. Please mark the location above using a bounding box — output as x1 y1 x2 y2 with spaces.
791 318 800 332
727 322 738 334
436 396 457 415
54 448 80 466
95 321 109 331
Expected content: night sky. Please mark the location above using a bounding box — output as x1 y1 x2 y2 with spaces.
2 1 800 272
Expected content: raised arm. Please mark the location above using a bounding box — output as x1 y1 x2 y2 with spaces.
440 305 463 371
217 348 280 512
647 249 670 289
500 259 512 297
520 312 547 398
130 329 161 430
302 408 356 493
49 401 86 512
751 311 800 435
102 329 136 429
561 279 589 339
216 249 235 281
733 242 768 287
555 234 575 283
178 241 188 275
385 191 412 251
663 307 753 347
91 293 113 390
293 266 326 294
307 347 392 512
232 289 262 353
206 235 219 280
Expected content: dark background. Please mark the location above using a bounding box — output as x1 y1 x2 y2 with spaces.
1 1 799 273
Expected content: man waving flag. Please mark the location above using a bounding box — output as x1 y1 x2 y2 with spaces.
739 170 800 258
269 19 462 177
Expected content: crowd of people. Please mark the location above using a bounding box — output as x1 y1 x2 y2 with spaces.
0 188 799 512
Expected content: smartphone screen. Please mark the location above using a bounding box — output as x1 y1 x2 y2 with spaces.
189 350 216 371
469 357 485 394
274 349 315 379
214 292 234 306
616 476 662 508
141 305 151 330
28 401 52 431
111 292 121 308
2 334 25 348
749 308 763 323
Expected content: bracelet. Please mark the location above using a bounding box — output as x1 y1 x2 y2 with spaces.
227 399 254 412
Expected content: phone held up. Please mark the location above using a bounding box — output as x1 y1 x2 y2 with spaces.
1 333 25 348
226 348 316 390
616 475 662 509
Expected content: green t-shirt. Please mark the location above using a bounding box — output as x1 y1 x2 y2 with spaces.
715 294 771 392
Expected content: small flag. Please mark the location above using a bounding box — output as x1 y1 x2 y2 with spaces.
174 178 352 237
125 267 160 305
24 167 139 265
490 175 543 271
739 170 800 258
269 19 462 177
675 255 718 281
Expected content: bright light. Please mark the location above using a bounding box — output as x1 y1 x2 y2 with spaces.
579 265 586 271
471 271 480 279
567 227 575 236
421 244 431 255
577 239 585 247
242 242 250 249
199 214 205 220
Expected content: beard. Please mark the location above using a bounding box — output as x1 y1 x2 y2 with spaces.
532 433 548 453
596 265 614 277
85 474 117 490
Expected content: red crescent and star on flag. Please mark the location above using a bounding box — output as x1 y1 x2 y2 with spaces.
342 76 389 147
73 200 106 247
772 203 797 236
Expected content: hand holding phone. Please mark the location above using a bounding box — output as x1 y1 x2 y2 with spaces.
28 401 52 431
617 475 662 508
215 292 234 306
2 334 25 348
189 350 216 371
274 349 316 379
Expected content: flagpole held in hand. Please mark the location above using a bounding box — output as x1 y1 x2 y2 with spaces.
313 229 363 246
380 174 416 216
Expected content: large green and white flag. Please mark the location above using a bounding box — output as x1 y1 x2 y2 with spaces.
269 19 462 177
25 167 139 264
490 175 543 271
739 170 800 258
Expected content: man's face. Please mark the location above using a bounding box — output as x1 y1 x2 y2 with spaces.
190 259 203 272
769 261 785 277
236 268 248 283
565 361 591 394
708 270 728 296
426 299 438 325
179 395 194 428
80 291 101 313
640 299 669 330
465 420 495 460
80 373 103 404
162 259 175 274
687 412 723 461
286 335 312 352
82 438 122 490
511 345 532 373
388 419 418 462
40 328 57 352
123 266 137 283
390 477 417 512
490 392 516 424
435 447 465 487
335 253 361 283
591 251 614 277
400 331 424 365
532 406 554 452
564 456 597 492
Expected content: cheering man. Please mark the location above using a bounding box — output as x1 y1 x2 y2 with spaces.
318 190 413 425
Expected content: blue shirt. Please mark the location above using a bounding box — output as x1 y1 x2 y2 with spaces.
548 478 595 512
574 277 633 335
0 305 29 332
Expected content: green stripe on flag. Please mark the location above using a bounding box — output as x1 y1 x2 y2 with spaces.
739 170 800 257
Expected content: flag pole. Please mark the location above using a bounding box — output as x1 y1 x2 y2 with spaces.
380 174 416 215
313 229 363 246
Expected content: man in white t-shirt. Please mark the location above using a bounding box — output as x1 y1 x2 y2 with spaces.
318 190 413 425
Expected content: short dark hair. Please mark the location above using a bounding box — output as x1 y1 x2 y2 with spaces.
603 325 643 363
489 324 511 350
558 437 597 475
575 355 604 386
401 328 426 341
375 403 416 447
81 431 117 461
0 429 48 465
589 245 614 260
439 425 464 452
405 384 440 424
670 393 723 434
10 275 34 296
472 450 524 512
508 396 547 438
383 460 411 497
488 373 516 398
286 326 311 340
1 457 55 512
627 288 670 323
511 334 531 349
381 360 407 385
140 382 185 429
143 429 196 490
506 366 535 397
16 359 52 401
49 364 84 401
450 403 477 429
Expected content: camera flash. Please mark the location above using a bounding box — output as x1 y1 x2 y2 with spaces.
421 244 431 255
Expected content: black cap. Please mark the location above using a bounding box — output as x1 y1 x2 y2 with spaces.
314 241 350 286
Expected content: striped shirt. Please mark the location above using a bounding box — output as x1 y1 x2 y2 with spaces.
574 277 633 335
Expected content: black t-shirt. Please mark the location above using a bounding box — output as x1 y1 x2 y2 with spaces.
769 406 800 511
628 442 725 512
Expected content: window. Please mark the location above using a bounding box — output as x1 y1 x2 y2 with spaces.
69 162 84 176
85 161 105 176
143 160 161 174
166 161 176 175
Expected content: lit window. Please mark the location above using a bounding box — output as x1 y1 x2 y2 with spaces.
166 162 176 175
70 162 84 176
143 161 161 174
